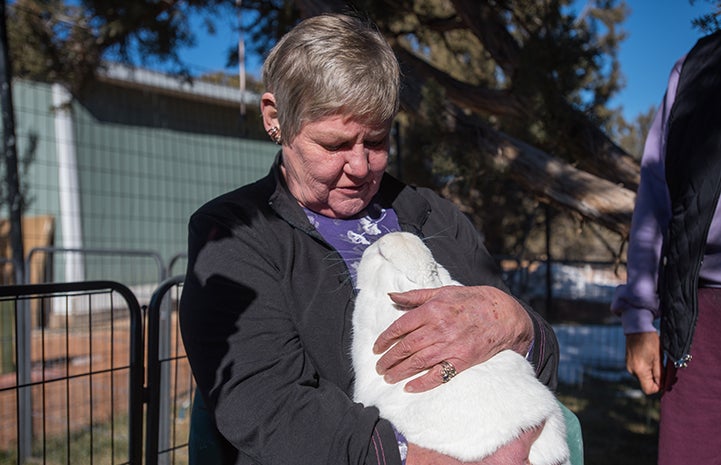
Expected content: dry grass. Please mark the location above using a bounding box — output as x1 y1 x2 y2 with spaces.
0 411 191 465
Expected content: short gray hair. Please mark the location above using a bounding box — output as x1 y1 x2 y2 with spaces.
262 14 401 142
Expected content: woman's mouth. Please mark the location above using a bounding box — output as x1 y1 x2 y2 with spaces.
336 183 367 195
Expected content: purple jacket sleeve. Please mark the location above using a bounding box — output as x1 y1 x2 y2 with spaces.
610 56 685 334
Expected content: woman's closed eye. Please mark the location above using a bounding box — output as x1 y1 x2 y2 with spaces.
322 140 385 152
364 139 387 149
321 141 346 151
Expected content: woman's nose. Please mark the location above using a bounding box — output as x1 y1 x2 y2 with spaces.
344 145 370 177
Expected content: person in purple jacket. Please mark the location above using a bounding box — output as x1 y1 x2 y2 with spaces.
180 12 559 465
611 30 721 465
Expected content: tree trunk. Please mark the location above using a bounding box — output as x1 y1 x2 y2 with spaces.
485 128 634 238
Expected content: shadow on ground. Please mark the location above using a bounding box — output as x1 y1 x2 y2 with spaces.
558 376 659 465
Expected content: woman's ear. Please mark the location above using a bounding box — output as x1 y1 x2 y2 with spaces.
261 92 283 145
261 92 279 131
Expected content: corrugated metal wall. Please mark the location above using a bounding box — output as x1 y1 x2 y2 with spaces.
13 80 61 226
6 75 278 287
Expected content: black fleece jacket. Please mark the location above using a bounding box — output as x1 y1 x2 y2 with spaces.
179 154 559 465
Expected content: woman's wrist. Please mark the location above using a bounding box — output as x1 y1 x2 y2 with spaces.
508 298 535 356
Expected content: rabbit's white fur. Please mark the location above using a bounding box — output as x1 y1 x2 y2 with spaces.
351 232 570 465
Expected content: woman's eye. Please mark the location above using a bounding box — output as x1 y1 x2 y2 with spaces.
323 142 346 151
321 138 386 151
365 139 386 148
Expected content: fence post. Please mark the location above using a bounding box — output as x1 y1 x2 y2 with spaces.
0 2 32 461
146 275 186 465
157 290 172 465
545 205 553 316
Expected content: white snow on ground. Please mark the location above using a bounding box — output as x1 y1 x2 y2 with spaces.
505 261 636 386
554 324 631 385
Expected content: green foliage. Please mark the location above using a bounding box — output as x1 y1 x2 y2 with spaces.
609 105 657 161
498 0 628 161
691 0 721 33
7 0 234 91
234 0 302 63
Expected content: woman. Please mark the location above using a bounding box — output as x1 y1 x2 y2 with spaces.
179 13 559 465
612 30 721 465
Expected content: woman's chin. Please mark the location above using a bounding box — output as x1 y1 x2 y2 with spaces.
322 198 373 219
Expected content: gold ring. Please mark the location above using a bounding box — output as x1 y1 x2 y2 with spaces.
440 360 457 383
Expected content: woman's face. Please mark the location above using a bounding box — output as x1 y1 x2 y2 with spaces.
281 114 391 219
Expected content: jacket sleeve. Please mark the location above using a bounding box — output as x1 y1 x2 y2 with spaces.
610 55 684 335
179 211 401 465
525 304 560 390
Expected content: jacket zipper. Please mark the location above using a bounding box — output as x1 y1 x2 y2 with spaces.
674 178 721 368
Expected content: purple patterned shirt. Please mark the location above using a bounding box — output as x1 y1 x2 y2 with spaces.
304 201 401 287
305 201 406 463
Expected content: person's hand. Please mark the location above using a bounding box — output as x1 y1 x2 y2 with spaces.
625 331 663 395
406 425 542 465
373 285 534 393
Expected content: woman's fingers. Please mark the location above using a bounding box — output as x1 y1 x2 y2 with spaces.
372 285 534 393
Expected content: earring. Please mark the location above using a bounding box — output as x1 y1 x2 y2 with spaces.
267 126 282 145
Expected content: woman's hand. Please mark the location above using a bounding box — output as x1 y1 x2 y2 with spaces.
406 425 542 465
373 285 533 393
625 331 663 395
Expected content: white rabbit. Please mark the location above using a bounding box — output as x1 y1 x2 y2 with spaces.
351 232 570 465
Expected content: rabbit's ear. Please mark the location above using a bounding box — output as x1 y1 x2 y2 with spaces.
356 247 382 290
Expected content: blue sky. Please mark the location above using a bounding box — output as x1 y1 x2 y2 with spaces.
607 0 715 119
177 1 717 121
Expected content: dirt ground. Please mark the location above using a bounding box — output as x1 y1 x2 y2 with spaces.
558 377 659 465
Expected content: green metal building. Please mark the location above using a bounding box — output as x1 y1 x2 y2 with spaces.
8 64 277 298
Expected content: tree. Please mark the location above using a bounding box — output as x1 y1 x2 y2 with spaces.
7 0 715 258
6 0 234 92
4 0 639 256
239 0 638 251
610 105 656 161
692 0 721 33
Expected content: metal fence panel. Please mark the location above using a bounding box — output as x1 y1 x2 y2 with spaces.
0 281 144 465
145 275 193 465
